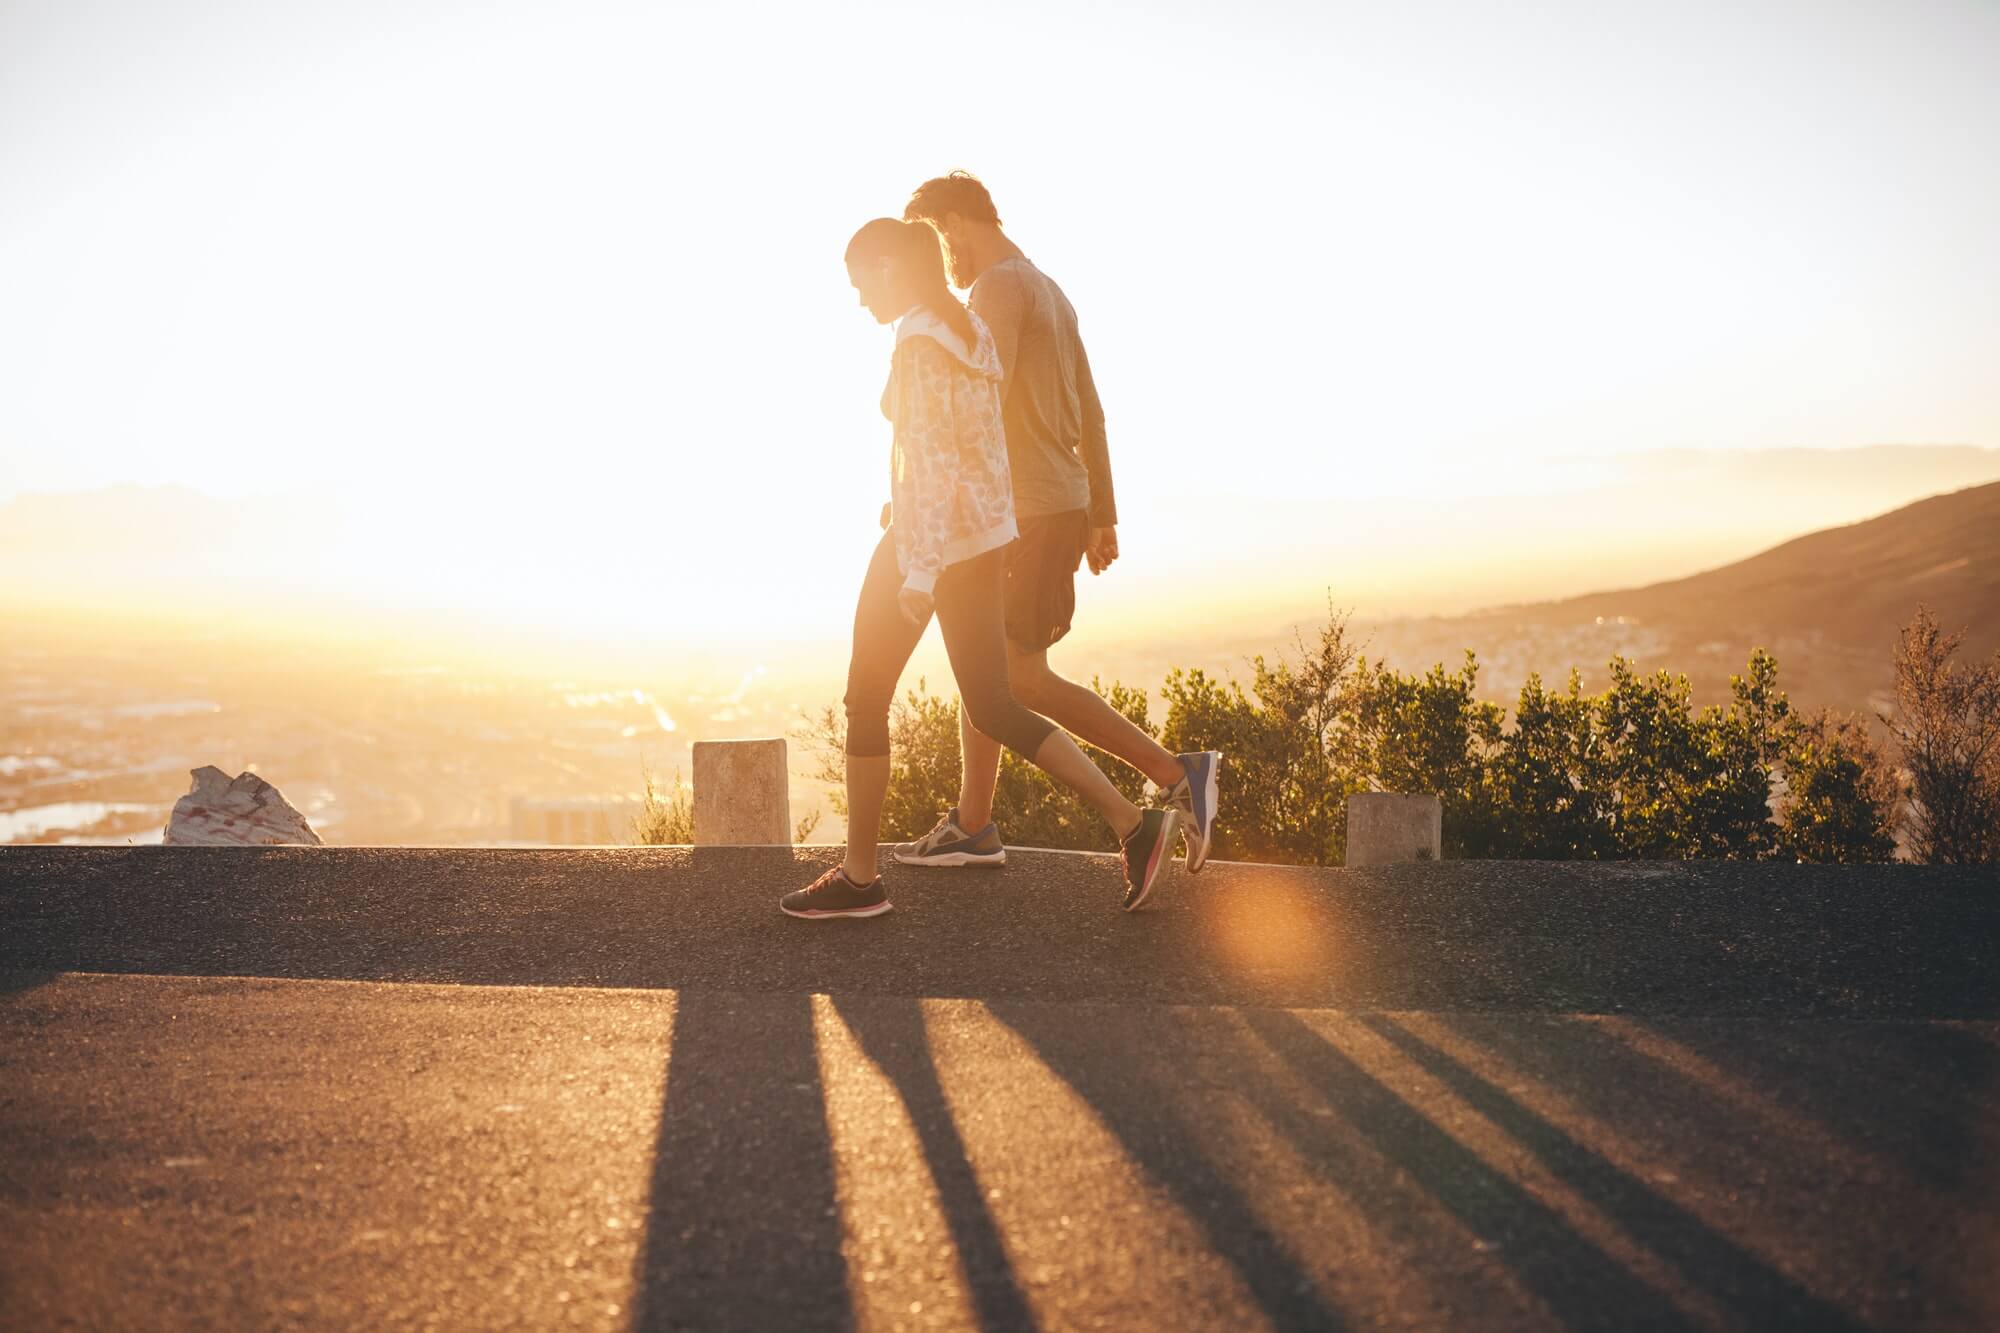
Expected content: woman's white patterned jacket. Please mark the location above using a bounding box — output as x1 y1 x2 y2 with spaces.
881 305 1019 596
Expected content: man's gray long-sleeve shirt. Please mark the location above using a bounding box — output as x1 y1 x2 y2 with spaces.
968 257 1116 527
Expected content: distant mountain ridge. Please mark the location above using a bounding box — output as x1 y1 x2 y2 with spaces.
1363 481 1999 714
1506 479 1999 650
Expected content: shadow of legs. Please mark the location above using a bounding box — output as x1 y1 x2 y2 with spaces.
830 995 1036 1333
1242 1008 1699 1333
628 991 851 1333
1624 1016 2000 1196
1356 1014 1868 1333
988 1000 1347 1331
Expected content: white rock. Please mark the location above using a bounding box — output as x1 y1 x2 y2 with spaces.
163 766 323 847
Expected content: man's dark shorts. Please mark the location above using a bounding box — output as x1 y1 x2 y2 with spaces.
1003 509 1090 653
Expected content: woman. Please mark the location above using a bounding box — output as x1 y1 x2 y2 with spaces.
781 219 1178 919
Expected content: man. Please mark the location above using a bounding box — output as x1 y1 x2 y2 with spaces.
895 171 1221 874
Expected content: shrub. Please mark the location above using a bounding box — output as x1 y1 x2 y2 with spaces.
633 764 819 845
1885 606 2000 864
1490 671 1616 859
1587 652 1790 860
1777 710 1901 863
632 766 694 845
796 603 1938 867
1161 609 1365 865
1357 652 1505 857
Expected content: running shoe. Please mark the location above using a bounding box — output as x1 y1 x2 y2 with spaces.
1120 806 1180 912
893 809 1007 867
1162 751 1223 873
780 866 892 919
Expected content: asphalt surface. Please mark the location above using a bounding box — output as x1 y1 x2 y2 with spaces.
2 848 1997 1331
2 846 1995 1015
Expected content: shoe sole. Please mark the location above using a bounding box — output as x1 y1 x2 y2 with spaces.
1124 809 1179 912
1185 752 1221 874
892 849 1007 867
780 900 895 919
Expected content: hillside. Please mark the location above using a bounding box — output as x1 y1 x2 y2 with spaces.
1541 479 2000 652
1366 481 2000 714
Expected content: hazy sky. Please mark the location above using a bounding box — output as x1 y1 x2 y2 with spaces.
4 0 1997 637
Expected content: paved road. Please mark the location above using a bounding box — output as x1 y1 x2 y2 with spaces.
2 849 1996 1331
3 847 1995 1015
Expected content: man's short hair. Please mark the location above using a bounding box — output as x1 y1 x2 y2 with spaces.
904 171 1002 227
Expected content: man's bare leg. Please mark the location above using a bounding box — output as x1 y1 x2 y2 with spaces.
956 641 1185 829
1029 728 1143 838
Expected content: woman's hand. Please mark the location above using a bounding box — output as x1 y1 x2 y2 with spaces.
898 586 935 627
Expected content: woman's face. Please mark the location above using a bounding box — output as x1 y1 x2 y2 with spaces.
846 254 904 325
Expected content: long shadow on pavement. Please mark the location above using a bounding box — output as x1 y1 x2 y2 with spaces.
628 991 852 1333
830 995 1037 1333
988 1000 1349 1331
1626 1017 2000 1197
1241 1008 1702 1333
1357 1014 1869 1333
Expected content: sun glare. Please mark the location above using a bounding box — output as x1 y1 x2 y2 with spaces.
2 0 1997 850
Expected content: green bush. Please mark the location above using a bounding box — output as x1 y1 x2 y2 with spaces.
1357 652 1505 858
797 604 1934 866
1778 710 1901 863
1159 609 1366 865
1589 651 1792 860
1489 671 1617 859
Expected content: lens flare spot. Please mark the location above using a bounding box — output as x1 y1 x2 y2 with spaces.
1206 873 1334 985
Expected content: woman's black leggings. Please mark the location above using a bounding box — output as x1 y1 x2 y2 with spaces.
845 528 1058 760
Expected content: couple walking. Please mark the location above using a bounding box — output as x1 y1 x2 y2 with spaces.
782 173 1222 920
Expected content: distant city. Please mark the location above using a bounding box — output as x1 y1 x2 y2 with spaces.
0 605 1838 850
0 605 1712 848
0 624 832 847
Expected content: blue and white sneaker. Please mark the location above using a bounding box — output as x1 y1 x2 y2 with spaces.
1163 751 1222 873
892 809 1007 867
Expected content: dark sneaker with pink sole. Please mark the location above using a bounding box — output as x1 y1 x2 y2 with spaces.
780 866 892 919
1120 807 1179 912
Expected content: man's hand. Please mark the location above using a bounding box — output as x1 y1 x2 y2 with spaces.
898 585 935 627
1085 526 1119 575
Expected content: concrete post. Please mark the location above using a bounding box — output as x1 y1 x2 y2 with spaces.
692 739 792 846
1345 793 1443 867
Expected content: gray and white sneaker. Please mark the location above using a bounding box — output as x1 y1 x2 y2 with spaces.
1161 751 1222 873
892 809 1007 867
